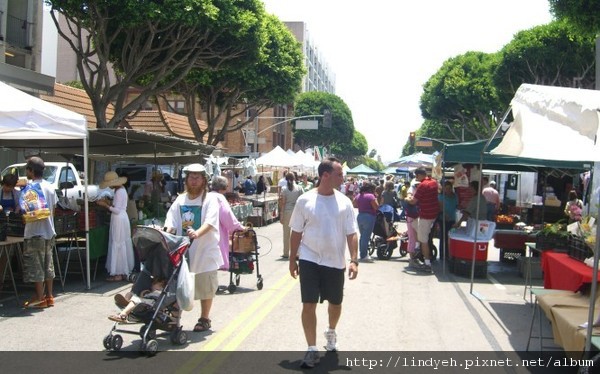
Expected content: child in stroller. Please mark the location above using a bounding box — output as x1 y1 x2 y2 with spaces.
369 205 401 260
103 226 190 355
108 277 167 322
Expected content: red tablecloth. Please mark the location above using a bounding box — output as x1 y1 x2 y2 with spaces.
541 251 600 292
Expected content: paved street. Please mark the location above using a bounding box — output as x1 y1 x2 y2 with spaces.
1 220 576 373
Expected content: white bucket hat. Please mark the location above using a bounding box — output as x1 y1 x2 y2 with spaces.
183 163 206 174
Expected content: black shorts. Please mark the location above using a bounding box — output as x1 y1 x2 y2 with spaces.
299 260 344 304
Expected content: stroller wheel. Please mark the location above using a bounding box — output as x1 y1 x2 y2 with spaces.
368 238 376 256
111 334 123 351
257 276 264 290
102 335 112 350
128 273 138 283
170 327 187 346
139 325 156 340
376 244 393 260
228 284 237 293
142 339 158 356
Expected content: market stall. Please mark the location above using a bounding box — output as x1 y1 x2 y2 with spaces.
0 86 216 288
486 83 600 352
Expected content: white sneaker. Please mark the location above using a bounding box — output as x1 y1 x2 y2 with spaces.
324 328 338 351
300 349 320 368
359 256 374 263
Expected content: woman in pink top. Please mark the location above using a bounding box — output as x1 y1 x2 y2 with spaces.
353 182 379 261
209 176 245 271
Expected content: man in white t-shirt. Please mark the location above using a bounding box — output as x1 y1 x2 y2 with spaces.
277 169 289 196
289 157 358 368
164 163 221 333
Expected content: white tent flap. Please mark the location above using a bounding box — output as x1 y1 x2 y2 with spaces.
0 82 87 139
491 84 600 162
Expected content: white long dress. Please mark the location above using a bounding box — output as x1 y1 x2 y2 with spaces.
105 186 135 276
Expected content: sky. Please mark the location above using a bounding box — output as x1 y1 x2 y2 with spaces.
261 0 554 163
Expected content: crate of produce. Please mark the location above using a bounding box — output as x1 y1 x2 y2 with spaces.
535 232 569 251
54 208 78 235
567 235 593 262
0 212 25 237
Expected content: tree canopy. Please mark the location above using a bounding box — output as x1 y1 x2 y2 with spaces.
331 130 368 163
46 0 266 129
549 0 600 35
420 51 502 141
494 20 595 105
168 13 305 145
293 92 354 149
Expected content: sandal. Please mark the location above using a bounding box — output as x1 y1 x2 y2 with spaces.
105 275 123 282
24 298 48 309
108 313 128 323
193 317 211 332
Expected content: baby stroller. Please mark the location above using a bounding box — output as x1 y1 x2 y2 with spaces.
103 226 190 356
368 205 402 260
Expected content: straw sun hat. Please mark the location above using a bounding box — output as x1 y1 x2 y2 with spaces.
100 171 127 189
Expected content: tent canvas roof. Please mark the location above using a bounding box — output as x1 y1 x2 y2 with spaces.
346 164 378 175
443 138 591 171
0 81 87 140
491 84 600 162
0 128 215 161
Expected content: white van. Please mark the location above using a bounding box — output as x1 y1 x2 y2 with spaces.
111 163 178 200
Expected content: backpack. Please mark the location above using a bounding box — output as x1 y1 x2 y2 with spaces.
19 182 51 223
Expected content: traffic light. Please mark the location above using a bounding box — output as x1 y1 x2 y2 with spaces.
323 109 332 128
409 131 416 147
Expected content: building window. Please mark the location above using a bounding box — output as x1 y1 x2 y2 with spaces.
167 100 185 114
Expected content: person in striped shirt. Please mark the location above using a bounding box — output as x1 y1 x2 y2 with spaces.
407 168 440 273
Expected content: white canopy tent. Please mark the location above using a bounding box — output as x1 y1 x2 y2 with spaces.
489 83 600 353
0 81 94 289
255 145 298 167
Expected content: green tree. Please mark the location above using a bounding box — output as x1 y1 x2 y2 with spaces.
46 0 265 129
420 51 502 141
494 20 595 106
331 131 369 164
293 92 354 149
548 0 600 35
165 14 305 145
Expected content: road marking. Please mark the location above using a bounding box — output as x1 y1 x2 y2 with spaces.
487 274 506 290
199 277 298 373
176 272 297 374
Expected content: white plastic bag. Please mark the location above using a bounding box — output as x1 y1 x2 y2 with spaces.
176 256 195 311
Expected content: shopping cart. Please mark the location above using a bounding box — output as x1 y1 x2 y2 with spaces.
227 223 264 293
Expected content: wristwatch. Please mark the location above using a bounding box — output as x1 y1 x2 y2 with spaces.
349 259 359 266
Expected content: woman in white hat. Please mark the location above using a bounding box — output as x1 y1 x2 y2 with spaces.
164 163 222 333
97 171 135 282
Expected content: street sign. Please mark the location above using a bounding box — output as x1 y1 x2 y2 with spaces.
296 120 319 130
416 140 433 147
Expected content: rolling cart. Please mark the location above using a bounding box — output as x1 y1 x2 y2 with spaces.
228 223 263 293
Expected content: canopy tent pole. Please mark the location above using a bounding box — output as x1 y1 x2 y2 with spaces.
84 136 91 289
470 106 513 294
585 168 600 353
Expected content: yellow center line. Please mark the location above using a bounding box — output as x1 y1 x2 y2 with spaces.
176 272 297 374
200 276 298 373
